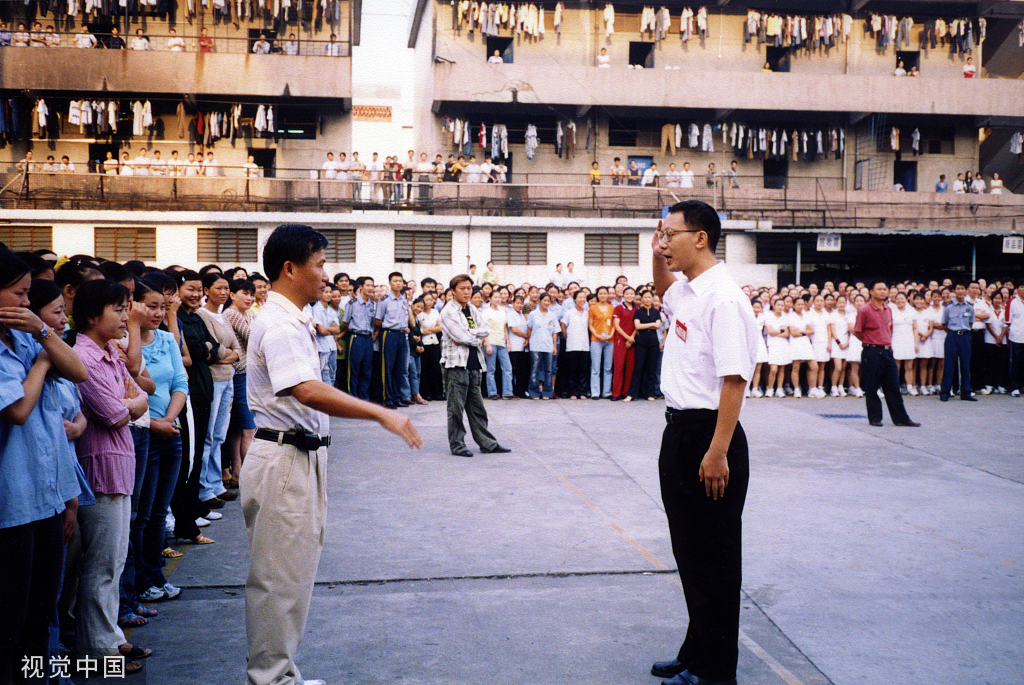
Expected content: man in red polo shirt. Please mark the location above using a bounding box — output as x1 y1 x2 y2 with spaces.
852 279 920 427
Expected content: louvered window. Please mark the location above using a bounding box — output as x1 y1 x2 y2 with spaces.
320 229 357 262
584 233 639 266
94 227 156 262
394 230 452 264
197 228 258 263
490 232 547 265
0 225 52 252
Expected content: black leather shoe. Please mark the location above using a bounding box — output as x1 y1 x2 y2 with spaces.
203 497 226 509
484 445 511 453
960 395 978 401
217 490 239 501
651 659 687 678
662 669 737 685
869 420 883 427
940 395 950 402
452 449 473 458
894 421 921 427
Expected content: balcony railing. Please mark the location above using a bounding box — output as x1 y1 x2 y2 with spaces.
0 32 350 56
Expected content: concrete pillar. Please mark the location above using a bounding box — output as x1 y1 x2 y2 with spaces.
724 232 756 265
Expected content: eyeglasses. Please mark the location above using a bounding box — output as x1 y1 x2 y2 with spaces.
655 228 704 245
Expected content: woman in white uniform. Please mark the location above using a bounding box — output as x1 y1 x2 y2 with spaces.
750 299 769 397
924 289 946 394
844 293 865 397
828 294 850 396
787 296 816 398
890 291 918 394
807 294 832 398
764 298 791 397
912 292 934 394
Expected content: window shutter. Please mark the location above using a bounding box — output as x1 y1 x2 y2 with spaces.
0 226 53 252
197 228 258 262
94 227 156 262
584 233 639 266
491 232 547 265
320 229 357 262
394 230 452 264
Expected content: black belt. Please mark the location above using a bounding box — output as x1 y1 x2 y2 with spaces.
953 330 971 335
350 331 372 337
665 408 718 425
254 428 331 451
384 328 406 332
863 343 891 349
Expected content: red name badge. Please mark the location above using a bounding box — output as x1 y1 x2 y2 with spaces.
675 319 688 342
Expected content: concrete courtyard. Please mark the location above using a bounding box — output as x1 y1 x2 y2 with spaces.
117 393 1023 685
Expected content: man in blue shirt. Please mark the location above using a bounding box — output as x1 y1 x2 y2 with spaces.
312 286 340 385
935 175 948 193
375 272 413 409
341 276 376 400
937 280 976 402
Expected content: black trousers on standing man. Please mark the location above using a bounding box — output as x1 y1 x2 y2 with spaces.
860 344 911 425
659 409 749 683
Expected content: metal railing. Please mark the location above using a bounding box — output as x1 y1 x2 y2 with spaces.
0 31 350 57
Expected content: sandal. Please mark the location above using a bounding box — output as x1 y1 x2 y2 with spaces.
126 660 143 676
134 605 158 618
119 643 152 659
162 547 183 559
190 534 215 545
118 613 148 628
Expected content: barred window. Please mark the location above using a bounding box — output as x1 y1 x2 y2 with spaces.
394 230 451 264
197 228 258 263
320 229 357 262
584 233 639 266
94 227 156 262
0 225 52 252
491 232 547 265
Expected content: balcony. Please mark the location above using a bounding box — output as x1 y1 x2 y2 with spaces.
432 62 1024 119
0 42 351 100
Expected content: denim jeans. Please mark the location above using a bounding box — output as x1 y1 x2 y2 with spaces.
529 352 553 397
408 355 421 396
589 340 613 397
485 345 513 397
137 434 182 592
199 379 232 501
319 350 337 385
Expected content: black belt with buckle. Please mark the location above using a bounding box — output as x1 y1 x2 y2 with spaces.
863 343 891 349
665 408 718 425
953 330 971 335
254 428 331 451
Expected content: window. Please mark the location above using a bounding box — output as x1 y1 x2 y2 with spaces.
485 36 512 63
94 227 156 262
585 233 639 266
609 119 639 147
895 51 919 74
197 228 258 263
765 46 790 72
394 230 451 264
0 225 52 252
628 42 654 68
491 232 547 265
320 229 357 262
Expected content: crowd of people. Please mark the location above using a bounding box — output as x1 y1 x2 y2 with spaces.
2 238 1022 680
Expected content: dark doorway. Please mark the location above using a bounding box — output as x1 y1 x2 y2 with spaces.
249 149 277 178
765 46 790 72
896 50 920 74
485 36 513 63
894 160 917 192
629 42 655 69
88 143 121 174
763 158 789 189
248 27 278 52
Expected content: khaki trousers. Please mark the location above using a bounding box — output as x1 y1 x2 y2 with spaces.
661 123 677 155
241 438 327 685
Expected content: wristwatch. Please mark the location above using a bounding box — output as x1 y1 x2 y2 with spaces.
33 323 52 342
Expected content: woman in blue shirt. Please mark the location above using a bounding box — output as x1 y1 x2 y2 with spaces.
0 249 88 683
527 293 559 399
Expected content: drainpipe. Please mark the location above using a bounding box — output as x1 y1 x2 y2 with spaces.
795 239 802 286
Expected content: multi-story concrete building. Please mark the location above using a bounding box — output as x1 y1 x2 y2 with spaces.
1 0 1022 284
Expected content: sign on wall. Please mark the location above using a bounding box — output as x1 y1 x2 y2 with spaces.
817 233 842 252
1003 236 1023 254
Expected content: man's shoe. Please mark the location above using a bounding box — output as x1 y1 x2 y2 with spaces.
484 445 511 453
1012 389 1021 397
961 395 978 401
940 394 949 402
452 449 473 458
218 490 239 501
204 511 222 520
662 669 737 685
651 659 687 678
869 420 883 427
203 497 226 509
894 421 921 427
161 582 182 599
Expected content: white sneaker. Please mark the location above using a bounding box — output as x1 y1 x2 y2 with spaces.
919 386 930 396
839 386 848 397
165 513 175 530
816 387 825 398
995 386 1007 394
830 387 840 397
751 387 763 398
1012 389 1021 397
138 586 167 602
195 517 211 528
877 389 885 399
851 387 864 397
908 386 918 396
793 388 802 398
205 511 223 521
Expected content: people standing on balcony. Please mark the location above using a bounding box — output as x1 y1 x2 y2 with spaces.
60 155 75 173
609 157 626 186
705 162 717 187
41 155 58 173
908 66 919 77
243 155 261 178
43 25 61 47
597 46 610 67
728 160 740 189
0 22 11 46
167 28 186 52
198 27 213 53
321 152 338 180
252 33 271 54
935 174 948 192
283 33 299 55
970 172 986 194
679 162 695 188
964 171 975 193
350 152 364 201
989 172 1003 194
132 148 151 176
11 23 29 47
952 173 966 193
464 155 482 183
184 152 201 176
962 56 976 78
627 160 640 186
73 25 97 49
590 161 602 185
130 29 152 51
204 151 220 177
106 27 126 50
487 49 503 63
151 150 167 176
29 22 45 47
119 152 134 176
642 162 660 187
893 59 907 76
168 150 184 176
324 33 343 56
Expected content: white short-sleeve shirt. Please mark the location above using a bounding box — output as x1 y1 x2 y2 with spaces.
660 262 758 411
247 291 329 435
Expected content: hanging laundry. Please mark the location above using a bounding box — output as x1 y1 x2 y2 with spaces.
525 124 539 160
603 4 614 37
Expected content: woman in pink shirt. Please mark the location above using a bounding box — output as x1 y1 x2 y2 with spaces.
72 279 150 673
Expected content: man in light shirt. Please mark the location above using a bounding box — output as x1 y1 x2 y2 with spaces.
252 33 271 54
43 25 61 47
641 162 660 187
133 148 151 176
464 156 482 183
204 151 220 177
168 150 184 177
283 33 299 55
321 152 338 180
184 152 201 176
130 28 152 50
324 33 342 56
665 162 681 187
679 161 695 188
150 150 167 176
243 155 261 178
41 156 59 173
167 28 186 51
74 25 97 48
59 155 75 173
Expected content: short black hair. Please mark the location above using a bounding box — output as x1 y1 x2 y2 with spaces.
175 270 202 287
666 200 722 252
263 224 329 282
27 278 63 315
449 274 473 289
98 260 132 285
198 264 222 276
388 271 404 282
14 251 53 279
249 272 268 285
202 271 229 290
124 260 148 277
421 277 437 288
230 278 256 295
953 279 968 289
354 276 374 289
333 272 350 284
55 257 102 292
73 279 130 331
868 279 888 291
142 271 176 295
